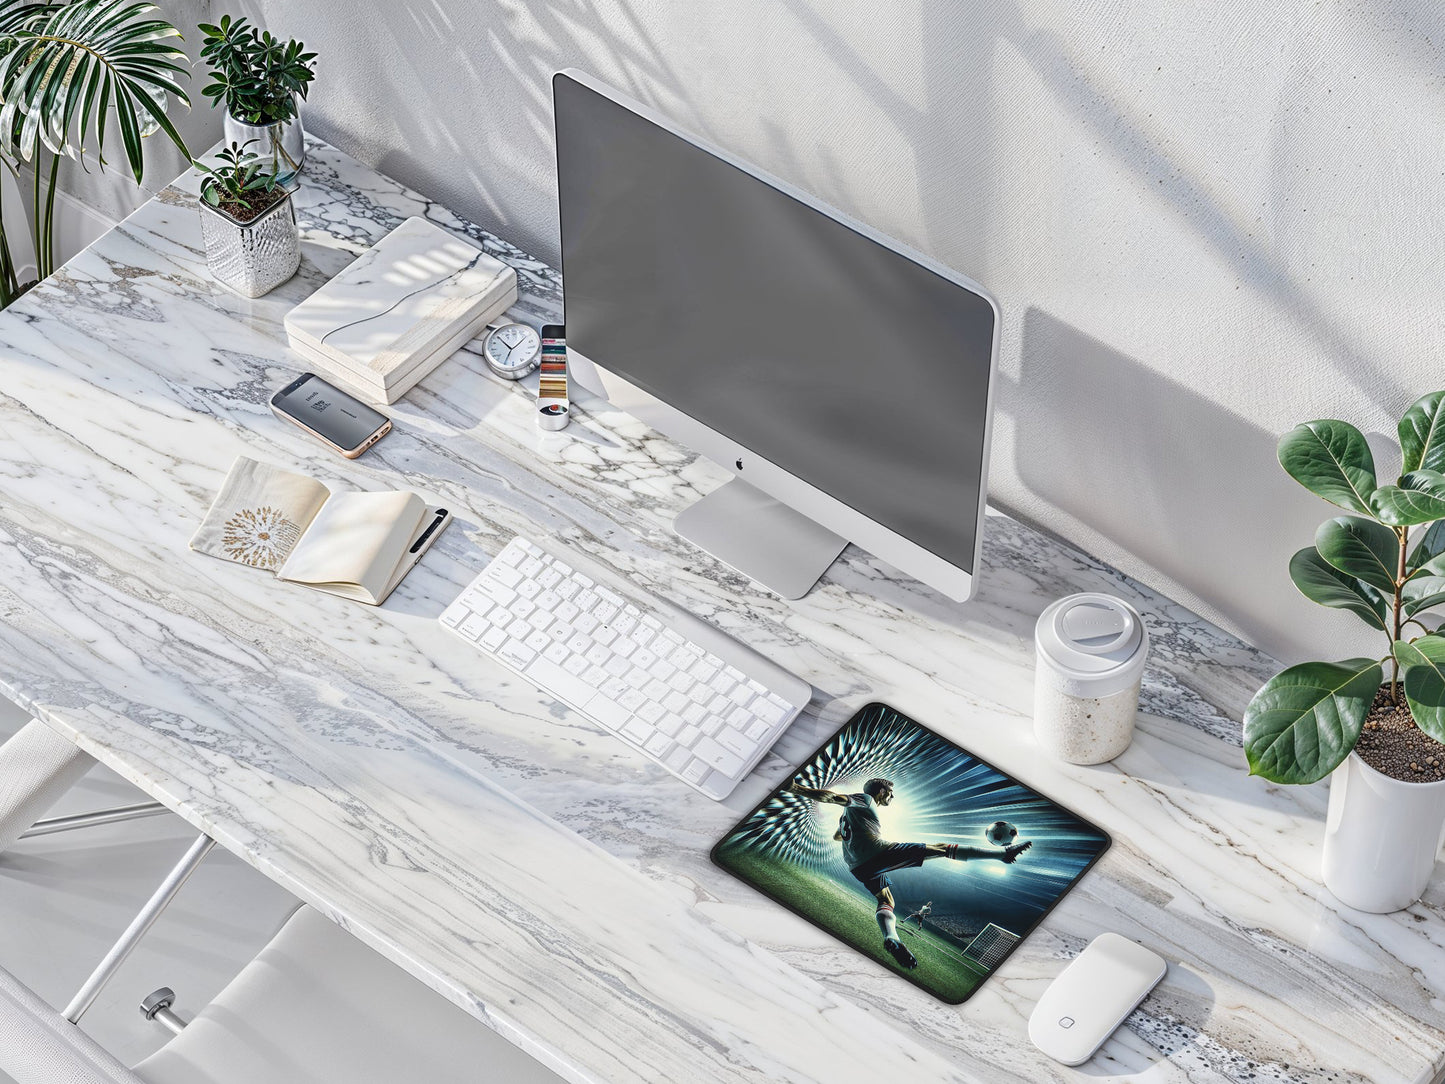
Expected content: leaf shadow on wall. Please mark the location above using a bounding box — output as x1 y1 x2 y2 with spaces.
1010 306 1374 666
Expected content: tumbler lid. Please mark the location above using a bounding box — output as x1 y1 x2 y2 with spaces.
1035 593 1149 698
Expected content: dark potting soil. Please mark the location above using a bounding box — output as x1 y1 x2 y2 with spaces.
1355 687 1445 782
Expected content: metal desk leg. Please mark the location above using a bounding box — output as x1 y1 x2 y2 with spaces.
0 719 96 855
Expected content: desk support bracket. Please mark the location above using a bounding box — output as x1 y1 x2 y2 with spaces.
64 832 216 1024
20 802 168 839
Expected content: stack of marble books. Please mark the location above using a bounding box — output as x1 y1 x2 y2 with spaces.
285 217 518 403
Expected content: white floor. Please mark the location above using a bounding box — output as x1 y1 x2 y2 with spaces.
0 698 301 1077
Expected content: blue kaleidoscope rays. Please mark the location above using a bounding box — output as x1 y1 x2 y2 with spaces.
721 704 1109 936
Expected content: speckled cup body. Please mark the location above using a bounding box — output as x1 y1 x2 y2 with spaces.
1033 671 1140 765
1323 751 1445 912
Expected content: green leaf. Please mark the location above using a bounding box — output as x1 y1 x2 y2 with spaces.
0 0 192 182
1369 470 1445 526
1288 547 1388 628
1315 516 1401 593
1400 391 1445 476
1409 519 1445 571
1244 659 1383 783
1277 420 1378 516
1393 637 1445 743
1404 574 1445 618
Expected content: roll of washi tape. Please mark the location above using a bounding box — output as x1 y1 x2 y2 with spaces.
537 323 569 431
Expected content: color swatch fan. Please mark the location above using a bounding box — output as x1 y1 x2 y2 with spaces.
285 217 518 403
713 703 1111 1003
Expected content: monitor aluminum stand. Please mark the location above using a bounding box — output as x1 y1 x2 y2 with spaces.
674 478 846 600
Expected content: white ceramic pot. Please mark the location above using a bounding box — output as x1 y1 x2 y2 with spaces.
1322 751 1445 912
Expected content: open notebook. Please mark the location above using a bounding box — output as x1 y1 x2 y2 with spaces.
190 457 450 605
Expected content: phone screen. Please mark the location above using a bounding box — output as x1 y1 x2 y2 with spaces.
271 374 389 452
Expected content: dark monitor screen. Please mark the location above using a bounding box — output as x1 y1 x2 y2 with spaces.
554 73 996 574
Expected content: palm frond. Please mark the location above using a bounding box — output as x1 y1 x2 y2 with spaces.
0 0 191 183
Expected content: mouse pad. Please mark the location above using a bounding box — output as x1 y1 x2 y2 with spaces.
712 702 1111 1004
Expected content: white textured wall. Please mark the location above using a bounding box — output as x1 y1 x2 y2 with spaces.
217 0 1444 665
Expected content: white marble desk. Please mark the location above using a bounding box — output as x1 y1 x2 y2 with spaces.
0 138 1441 1084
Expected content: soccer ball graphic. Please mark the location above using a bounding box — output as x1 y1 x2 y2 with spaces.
985 821 1018 847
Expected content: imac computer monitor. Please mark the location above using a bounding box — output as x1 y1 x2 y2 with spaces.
553 70 1000 602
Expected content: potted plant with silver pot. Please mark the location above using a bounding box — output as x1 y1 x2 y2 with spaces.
198 15 315 187
196 141 300 298
1244 391 1445 912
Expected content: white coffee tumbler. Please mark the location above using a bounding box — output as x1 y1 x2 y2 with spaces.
1034 594 1150 765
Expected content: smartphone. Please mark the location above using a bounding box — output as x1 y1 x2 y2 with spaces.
270 373 392 458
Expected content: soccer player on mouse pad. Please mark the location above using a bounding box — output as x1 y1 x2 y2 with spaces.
786 776 1033 970
712 702 1110 1003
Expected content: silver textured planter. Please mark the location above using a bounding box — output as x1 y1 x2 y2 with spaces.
224 105 305 188
198 192 301 298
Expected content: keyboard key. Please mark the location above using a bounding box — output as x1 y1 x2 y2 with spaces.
717 728 753 756
498 546 525 566
543 642 570 665
620 718 651 744
525 630 551 653
491 564 522 588
663 746 691 772
575 613 600 634
600 676 629 700
538 568 562 589
681 703 707 726
619 688 647 712
586 644 611 667
519 556 544 577
517 539 543 558
440 605 468 628
480 626 508 652
507 618 531 640
557 601 581 623
663 691 689 713
584 665 609 686
458 613 491 640
682 759 711 784
643 732 672 756
563 655 588 676
498 641 536 669
589 697 631 731
517 579 542 600
692 737 743 777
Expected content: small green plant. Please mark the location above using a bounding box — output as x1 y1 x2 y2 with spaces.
198 15 315 126
1244 391 1445 783
196 141 285 220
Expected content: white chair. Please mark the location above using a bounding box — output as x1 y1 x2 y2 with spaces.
133 904 567 1084
0 825 567 1084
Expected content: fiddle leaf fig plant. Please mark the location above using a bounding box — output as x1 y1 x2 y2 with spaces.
1244 391 1445 783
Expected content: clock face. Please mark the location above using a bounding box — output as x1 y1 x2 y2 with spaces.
483 323 542 377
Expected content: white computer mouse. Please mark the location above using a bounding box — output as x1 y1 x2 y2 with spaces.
1027 933 1167 1066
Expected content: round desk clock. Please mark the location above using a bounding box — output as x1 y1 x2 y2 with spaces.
481 321 542 380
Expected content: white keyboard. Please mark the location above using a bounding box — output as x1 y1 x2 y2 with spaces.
441 536 811 799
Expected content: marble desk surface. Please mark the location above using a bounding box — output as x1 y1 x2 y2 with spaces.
0 137 1441 1084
